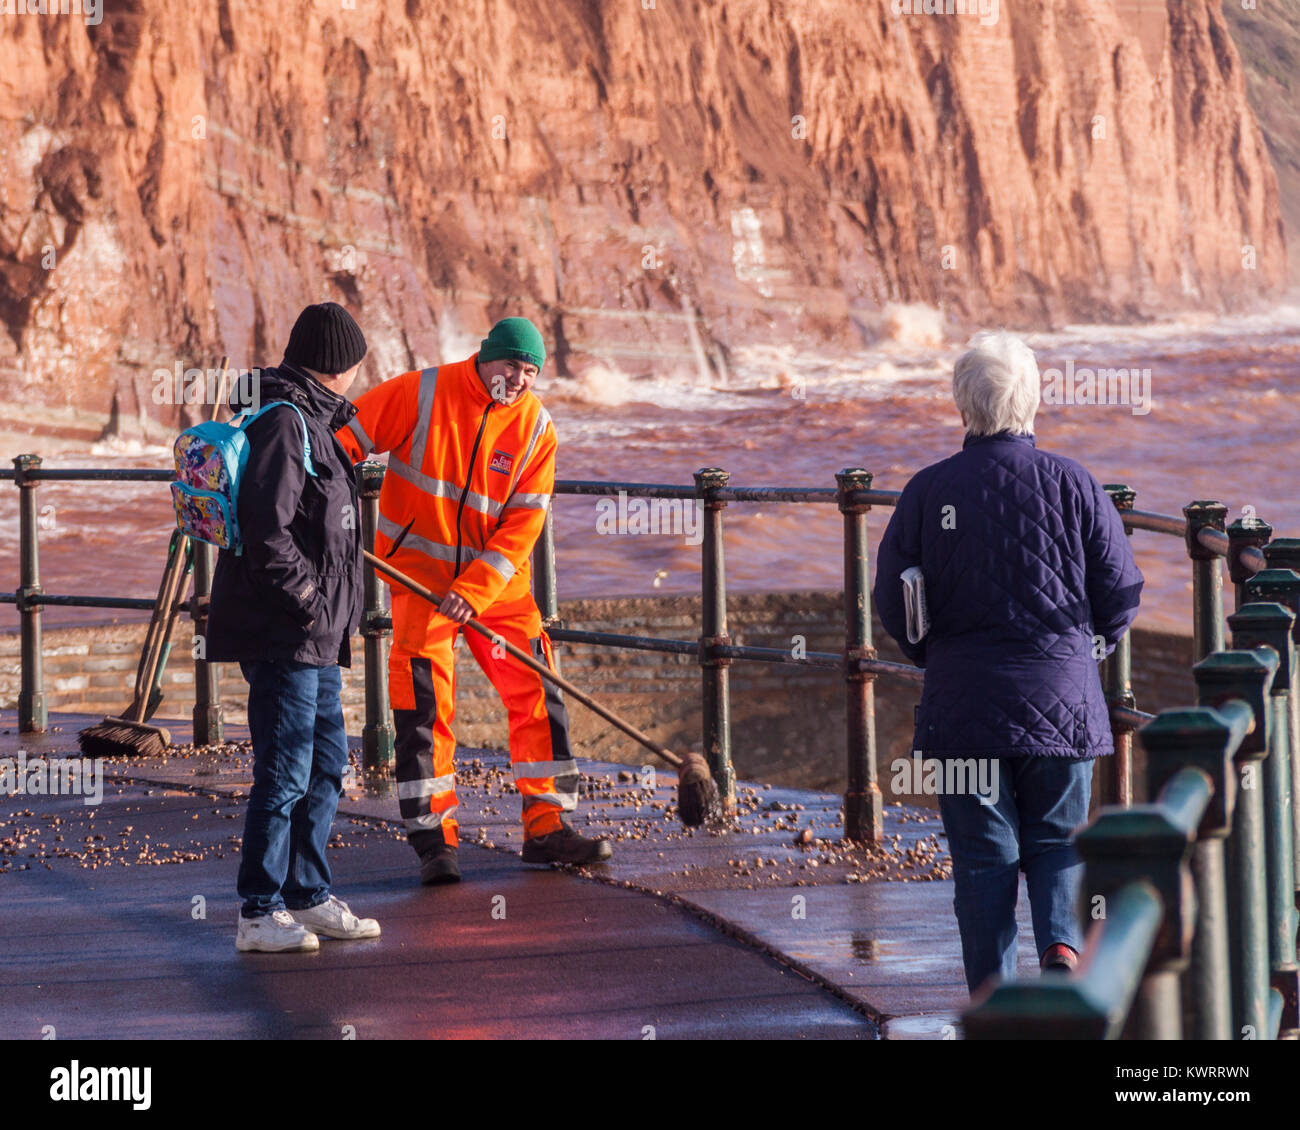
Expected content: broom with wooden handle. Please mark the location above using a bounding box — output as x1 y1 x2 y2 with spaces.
364 550 722 827
77 529 190 758
78 357 230 759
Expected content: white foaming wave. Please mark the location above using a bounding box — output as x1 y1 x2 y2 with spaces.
553 363 655 407
550 360 768 414
84 436 173 459
873 302 951 348
549 299 1300 425
728 341 953 396
437 311 483 364
1028 302 1300 353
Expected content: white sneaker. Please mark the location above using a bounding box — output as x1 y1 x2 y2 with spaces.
288 894 381 940
235 909 320 953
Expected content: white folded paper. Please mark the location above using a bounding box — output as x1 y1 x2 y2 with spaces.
900 566 929 645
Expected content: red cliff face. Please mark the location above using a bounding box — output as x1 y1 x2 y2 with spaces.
0 0 1285 441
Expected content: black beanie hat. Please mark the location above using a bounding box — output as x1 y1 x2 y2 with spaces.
283 302 367 375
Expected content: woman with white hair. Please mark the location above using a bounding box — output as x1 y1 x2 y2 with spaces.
873 331 1144 996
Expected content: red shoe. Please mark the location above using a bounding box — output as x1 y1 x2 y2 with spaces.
1041 943 1079 973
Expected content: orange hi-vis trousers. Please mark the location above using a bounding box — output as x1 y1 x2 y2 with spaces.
389 588 578 849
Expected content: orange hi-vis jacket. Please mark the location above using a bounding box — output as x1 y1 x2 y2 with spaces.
335 354 555 615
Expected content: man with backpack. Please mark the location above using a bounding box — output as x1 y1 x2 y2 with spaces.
336 317 612 885
206 301 382 953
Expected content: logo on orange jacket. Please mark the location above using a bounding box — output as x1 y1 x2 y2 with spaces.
488 449 515 475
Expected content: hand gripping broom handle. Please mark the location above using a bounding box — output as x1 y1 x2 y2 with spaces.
363 550 685 772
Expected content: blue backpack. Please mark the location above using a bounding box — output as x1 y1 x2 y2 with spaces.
171 402 317 553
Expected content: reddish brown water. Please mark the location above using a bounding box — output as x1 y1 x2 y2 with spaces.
5 311 1300 639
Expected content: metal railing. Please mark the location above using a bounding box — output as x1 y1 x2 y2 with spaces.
965 605 1300 1040
6 451 1298 1038
0 457 1283 834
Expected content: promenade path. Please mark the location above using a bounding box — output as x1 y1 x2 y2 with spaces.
0 711 1041 1039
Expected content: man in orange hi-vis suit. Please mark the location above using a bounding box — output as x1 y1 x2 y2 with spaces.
336 317 613 883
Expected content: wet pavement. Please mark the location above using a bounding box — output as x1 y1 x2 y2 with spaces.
0 711 1042 1039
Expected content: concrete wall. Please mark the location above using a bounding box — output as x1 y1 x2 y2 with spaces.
0 591 1195 801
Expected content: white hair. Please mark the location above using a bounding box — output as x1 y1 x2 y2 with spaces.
951 331 1040 436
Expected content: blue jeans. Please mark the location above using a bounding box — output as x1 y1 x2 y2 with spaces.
937 755 1093 995
237 660 347 918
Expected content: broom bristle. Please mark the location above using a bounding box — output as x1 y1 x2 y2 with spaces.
77 718 171 759
676 753 722 827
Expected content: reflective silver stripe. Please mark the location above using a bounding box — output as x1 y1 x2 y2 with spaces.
379 513 510 575
504 492 549 512
407 367 439 469
513 760 579 780
346 417 375 455
512 408 551 492
378 514 460 564
388 455 502 518
404 805 457 832
479 550 516 581
397 774 457 800
387 456 460 503
521 792 578 812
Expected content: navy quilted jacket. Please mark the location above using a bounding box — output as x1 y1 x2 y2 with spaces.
873 432 1144 758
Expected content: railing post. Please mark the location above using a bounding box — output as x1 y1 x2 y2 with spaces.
694 467 735 811
358 461 395 773
1143 706 1243 1040
1076 769 1210 1040
1102 484 1136 807
1194 649 1277 1038
836 468 882 843
1184 501 1228 663
14 454 46 734
1231 596 1300 1037
190 540 223 745
1227 515 1272 612
533 503 560 623
1259 541 1300 920
962 881 1163 1039
532 503 562 674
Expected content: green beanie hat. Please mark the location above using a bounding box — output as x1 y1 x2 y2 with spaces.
479 317 546 370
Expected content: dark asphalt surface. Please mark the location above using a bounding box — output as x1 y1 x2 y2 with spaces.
0 734 872 1039
1 711 1046 1038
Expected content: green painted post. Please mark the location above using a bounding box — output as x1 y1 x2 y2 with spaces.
191 540 223 746
532 504 562 674
1076 766 1212 1040
1228 601 1300 1036
1193 649 1277 1038
13 454 46 734
1143 705 1247 1040
357 461 395 773
837 468 883 843
533 504 560 623
1227 516 1272 612
1102 484 1137 807
962 881 1164 1040
1184 502 1228 663
695 468 735 812
1258 543 1300 919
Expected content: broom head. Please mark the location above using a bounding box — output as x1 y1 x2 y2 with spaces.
676 752 722 827
77 716 171 759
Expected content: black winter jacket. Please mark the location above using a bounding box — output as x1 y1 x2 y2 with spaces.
206 363 364 666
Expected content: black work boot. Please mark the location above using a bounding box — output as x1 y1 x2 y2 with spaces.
419 845 461 885
521 823 613 865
